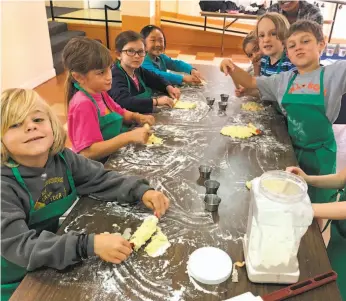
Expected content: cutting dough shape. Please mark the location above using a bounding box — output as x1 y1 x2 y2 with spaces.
241 102 264 112
147 134 163 145
144 227 171 257
221 123 262 139
174 100 197 109
130 216 158 251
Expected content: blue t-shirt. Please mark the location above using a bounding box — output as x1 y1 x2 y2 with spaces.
260 53 296 77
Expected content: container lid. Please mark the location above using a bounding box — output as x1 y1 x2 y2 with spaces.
187 247 232 285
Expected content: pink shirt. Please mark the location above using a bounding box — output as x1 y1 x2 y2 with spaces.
68 91 126 153
132 75 140 91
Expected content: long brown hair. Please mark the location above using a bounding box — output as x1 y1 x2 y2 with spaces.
256 12 290 42
62 37 113 105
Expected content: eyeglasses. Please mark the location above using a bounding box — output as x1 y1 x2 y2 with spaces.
121 49 146 57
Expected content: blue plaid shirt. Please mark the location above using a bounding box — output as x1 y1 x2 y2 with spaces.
260 54 296 77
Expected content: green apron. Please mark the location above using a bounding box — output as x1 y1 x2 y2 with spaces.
281 68 337 204
116 61 153 99
264 53 286 115
74 83 126 139
324 188 346 300
1 153 77 301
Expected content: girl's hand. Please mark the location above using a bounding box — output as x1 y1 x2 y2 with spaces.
220 59 235 75
191 69 204 81
157 96 174 108
167 86 181 100
183 75 201 84
128 127 151 144
235 85 246 97
94 233 133 264
286 166 309 181
135 113 155 126
141 190 170 218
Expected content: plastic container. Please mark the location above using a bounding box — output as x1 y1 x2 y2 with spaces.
243 171 313 284
339 44 346 57
326 44 336 57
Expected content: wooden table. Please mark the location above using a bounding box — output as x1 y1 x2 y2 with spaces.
10 65 342 301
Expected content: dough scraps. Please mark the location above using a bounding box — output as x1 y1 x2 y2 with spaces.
147 134 163 145
220 123 262 139
241 102 264 112
174 101 197 109
144 227 171 257
245 181 252 190
130 216 158 251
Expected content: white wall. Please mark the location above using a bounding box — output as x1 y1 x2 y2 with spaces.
2 1 55 90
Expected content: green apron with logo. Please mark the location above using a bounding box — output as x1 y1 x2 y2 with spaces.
1 153 77 301
264 52 286 115
74 83 127 138
116 61 153 100
281 68 337 204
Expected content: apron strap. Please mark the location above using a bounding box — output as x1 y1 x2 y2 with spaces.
159 55 167 71
58 152 76 191
283 72 298 95
73 82 102 120
319 67 325 96
321 188 344 233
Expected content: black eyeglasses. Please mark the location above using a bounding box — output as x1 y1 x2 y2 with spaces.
121 49 146 57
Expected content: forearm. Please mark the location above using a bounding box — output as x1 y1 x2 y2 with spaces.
230 64 257 89
313 202 346 220
306 173 345 190
123 110 136 124
80 133 131 161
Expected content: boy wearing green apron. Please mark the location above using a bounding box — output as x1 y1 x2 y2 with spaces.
1 88 170 301
109 30 181 114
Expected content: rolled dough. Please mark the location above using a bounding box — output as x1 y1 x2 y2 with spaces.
144 227 171 257
221 123 261 139
147 134 163 145
174 101 197 109
130 216 158 251
241 102 264 112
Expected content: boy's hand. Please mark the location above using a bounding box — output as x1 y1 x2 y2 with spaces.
167 85 181 100
157 96 174 108
142 190 170 218
128 127 151 144
235 85 246 97
220 59 236 76
94 233 133 264
191 69 204 81
286 166 309 181
135 113 155 126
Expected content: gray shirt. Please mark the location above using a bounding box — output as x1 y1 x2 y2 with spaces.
1 148 151 271
256 61 346 123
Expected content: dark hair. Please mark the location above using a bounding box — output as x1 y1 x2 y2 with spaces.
242 31 257 53
62 37 112 104
115 30 144 53
140 25 167 48
287 20 324 42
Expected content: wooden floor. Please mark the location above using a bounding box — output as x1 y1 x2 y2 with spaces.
34 58 346 172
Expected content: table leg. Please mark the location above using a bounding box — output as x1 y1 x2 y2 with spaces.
328 4 339 43
221 17 226 57
204 16 207 31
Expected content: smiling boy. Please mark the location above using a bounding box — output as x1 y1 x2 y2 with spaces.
220 20 346 205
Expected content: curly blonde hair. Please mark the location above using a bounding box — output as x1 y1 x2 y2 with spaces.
1 89 66 165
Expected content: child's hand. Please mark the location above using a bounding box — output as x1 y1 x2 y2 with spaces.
166 86 181 100
286 166 308 180
128 127 151 144
157 96 174 108
191 69 204 81
220 59 235 75
94 233 133 264
235 85 246 97
136 113 155 126
141 190 170 218
183 75 201 84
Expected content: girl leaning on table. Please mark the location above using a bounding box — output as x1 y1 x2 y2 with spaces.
286 166 346 300
0 88 170 301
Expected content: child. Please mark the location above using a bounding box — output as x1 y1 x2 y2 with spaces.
243 31 262 76
63 37 154 162
0 88 170 301
140 25 204 86
257 12 295 77
109 30 180 114
286 166 346 300
220 20 346 204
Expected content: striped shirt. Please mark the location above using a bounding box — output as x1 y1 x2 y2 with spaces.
260 54 296 77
